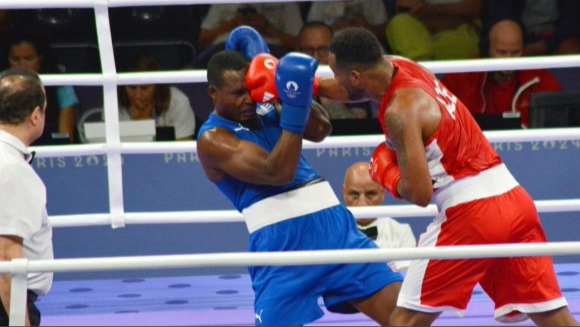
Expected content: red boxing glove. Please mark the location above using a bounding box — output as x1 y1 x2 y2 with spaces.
369 142 402 199
246 53 279 103
246 53 320 103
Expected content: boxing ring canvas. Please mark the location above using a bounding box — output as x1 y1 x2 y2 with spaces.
38 264 580 326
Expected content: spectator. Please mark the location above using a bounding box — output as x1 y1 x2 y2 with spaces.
306 0 389 49
118 55 196 141
482 0 580 56
343 162 417 271
442 20 563 128
386 0 482 61
297 22 372 119
297 22 333 65
0 31 79 144
0 68 54 326
197 4 302 55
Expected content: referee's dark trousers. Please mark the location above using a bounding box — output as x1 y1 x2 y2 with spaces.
0 291 41 326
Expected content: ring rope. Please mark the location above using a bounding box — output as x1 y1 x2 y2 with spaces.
47 199 580 228
2 242 580 275
31 129 580 158
35 55 580 87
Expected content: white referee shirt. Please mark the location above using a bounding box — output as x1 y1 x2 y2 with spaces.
0 131 53 296
358 217 417 271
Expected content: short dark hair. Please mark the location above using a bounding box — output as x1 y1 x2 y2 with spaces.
299 21 334 38
0 31 59 74
207 51 248 89
0 68 45 125
330 27 384 70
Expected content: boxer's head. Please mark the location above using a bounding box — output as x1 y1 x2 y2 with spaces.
207 51 261 129
329 27 384 102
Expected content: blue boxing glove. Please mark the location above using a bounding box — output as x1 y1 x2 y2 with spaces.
225 25 270 60
275 52 318 134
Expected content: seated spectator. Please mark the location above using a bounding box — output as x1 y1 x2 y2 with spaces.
0 31 79 144
482 0 580 56
297 21 373 120
197 4 302 56
386 0 482 61
118 55 196 141
442 20 563 128
342 162 417 271
297 22 333 65
306 0 389 49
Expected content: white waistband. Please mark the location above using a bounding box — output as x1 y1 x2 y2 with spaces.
242 181 340 234
433 164 519 213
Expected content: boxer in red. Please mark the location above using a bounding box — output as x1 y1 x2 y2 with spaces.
322 27 578 326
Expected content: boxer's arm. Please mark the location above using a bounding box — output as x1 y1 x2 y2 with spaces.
272 100 331 143
317 78 351 102
197 128 303 186
247 56 351 104
384 89 436 207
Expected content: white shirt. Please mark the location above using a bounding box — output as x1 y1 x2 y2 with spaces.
201 4 303 45
306 0 388 27
358 217 417 271
0 131 54 296
119 87 196 140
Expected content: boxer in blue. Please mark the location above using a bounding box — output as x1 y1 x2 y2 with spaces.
196 27 402 326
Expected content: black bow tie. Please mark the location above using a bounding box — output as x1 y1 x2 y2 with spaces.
358 226 378 241
26 151 36 165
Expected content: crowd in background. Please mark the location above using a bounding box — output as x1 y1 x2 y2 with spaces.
0 0 578 144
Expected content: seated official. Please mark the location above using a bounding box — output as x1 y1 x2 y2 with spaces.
343 162 417 271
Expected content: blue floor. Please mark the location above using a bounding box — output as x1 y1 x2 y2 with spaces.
38 263 580 326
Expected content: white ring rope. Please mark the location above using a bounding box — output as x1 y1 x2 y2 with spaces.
1 242 580 275
31 129 580 158
48 199 580 228
35 55 580 87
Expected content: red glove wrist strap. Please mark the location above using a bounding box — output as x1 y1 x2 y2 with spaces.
313 76 320 97
383 167 402 199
